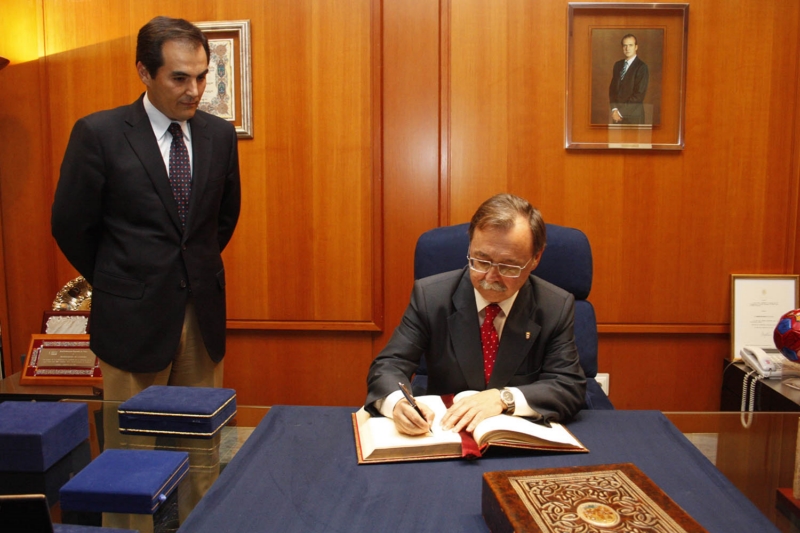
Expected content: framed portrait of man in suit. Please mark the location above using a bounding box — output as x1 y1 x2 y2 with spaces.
566 3 688 150
590 28 663 127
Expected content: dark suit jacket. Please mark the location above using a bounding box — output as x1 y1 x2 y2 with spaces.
52 95 241 373
366 268 586 422
609 57 649 124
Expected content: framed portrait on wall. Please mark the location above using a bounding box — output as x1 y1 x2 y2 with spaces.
566 3 688 150
195 20 253 139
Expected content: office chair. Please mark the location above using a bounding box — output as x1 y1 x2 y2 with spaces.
412 222 613 410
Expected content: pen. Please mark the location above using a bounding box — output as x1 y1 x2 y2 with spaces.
398 382 433 434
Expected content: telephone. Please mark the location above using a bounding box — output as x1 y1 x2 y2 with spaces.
740 345 784 378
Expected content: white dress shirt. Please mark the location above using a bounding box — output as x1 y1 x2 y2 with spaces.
143 92 194 177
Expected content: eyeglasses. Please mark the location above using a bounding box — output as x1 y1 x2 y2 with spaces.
466 256 533 278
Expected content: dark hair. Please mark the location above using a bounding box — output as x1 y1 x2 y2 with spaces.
468 193 546 256
136 16 209 77
621 34 638 45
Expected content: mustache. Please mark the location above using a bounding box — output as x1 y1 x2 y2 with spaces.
479 279 507 292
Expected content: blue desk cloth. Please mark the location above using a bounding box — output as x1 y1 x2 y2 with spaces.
179 407 778 533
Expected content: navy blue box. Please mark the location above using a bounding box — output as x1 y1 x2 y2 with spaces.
0 401 89 472
117 386 236 438
0 439 91 504
60 449 189 515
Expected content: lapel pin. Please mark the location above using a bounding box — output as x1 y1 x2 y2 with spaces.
526 332 531 339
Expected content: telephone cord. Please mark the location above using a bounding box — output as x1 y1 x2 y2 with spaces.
740 369 763 428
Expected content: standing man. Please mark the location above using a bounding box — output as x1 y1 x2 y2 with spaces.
366 194 585 436
609 34 649 124
52 16 241 399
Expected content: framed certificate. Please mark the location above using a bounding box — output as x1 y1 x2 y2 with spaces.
19 334 102 387
731 275 799 361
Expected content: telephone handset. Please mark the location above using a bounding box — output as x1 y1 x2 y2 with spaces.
740 345 784 378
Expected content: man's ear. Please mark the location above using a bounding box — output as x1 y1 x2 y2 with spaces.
136 61 151 86
532 248 545 269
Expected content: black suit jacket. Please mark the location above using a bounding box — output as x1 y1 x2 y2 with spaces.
52 95 241 372
366 268 586 422
609 57 649 124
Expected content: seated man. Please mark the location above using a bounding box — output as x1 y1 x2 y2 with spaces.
366 193 586 435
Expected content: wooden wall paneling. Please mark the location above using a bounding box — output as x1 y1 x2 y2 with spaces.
377 0 443 352
506 0 569 223
44 0 140 293
220 0 377 328
0 0 59 374
309 0 373 321
225 330 375 406
449 0 510 222
221 0 380 403
794 5 800 275
599 333 726 411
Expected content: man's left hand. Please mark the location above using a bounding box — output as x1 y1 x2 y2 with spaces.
440 389 504 433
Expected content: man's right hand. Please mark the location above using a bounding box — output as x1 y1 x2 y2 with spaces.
392 398 435 435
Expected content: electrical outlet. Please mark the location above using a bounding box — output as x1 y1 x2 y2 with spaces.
596 373 610 396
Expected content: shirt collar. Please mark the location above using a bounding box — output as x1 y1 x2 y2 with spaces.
143 93 191 143
474 288 519 318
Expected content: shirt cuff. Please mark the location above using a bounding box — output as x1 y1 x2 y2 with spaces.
376 390 405 418
507 387 540 418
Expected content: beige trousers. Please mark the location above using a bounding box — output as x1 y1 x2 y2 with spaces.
99 302 224 532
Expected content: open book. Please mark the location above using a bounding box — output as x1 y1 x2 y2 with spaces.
353 392 588 464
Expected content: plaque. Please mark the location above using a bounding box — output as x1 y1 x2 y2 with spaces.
19 334 102 387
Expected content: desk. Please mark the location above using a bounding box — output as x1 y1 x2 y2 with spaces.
721 362 800 412
179 407 782 533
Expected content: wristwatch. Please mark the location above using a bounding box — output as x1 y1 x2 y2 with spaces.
499 388 515 415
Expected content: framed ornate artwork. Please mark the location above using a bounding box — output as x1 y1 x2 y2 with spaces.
566 3 689 150
195 20 253 139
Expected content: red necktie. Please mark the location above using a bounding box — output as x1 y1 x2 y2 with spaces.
167 122 192 229
482 304 501 384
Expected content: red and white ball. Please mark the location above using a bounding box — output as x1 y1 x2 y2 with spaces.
774 309 800 361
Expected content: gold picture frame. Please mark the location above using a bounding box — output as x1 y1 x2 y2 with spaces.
566 3 689 150
731 274 799 362
195 20 253 139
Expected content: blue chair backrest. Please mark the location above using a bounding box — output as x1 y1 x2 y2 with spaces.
413 222 598 378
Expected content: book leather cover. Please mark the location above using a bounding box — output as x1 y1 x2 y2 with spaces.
482 463 708 533
118 385 236 438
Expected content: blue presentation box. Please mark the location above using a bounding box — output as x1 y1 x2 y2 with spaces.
0 440 91 504
118 385 237 438
0 401 89 472
60 449 189 515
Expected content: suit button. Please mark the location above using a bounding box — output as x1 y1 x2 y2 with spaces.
181 245 187 251
180 280 187 289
